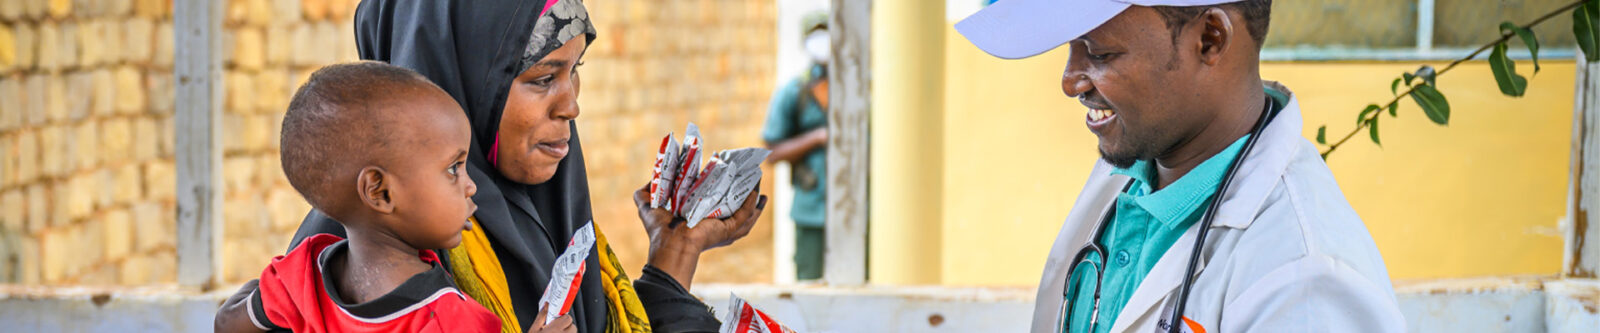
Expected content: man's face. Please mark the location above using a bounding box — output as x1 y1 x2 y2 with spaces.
1063 7 1207 168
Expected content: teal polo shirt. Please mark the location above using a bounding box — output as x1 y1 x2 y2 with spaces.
1063 88 1286 333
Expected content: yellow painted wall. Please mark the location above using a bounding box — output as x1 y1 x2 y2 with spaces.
936 26 1570 286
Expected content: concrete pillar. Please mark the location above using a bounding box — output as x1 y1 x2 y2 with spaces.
175 0 224 290
1570 52 1600 278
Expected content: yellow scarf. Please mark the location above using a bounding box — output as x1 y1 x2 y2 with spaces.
447 217 652 333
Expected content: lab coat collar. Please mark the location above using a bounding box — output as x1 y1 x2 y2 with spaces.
1205 81 1300 229
1106 81 1303 332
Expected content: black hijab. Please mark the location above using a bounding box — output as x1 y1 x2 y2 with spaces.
290 1 724 331
288 0 608 331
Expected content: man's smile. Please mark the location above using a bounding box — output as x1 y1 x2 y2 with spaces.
1081 93 1118 134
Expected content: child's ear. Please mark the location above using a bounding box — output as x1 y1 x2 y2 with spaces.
357 166 395 214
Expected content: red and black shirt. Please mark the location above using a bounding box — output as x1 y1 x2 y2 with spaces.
248 233 500 333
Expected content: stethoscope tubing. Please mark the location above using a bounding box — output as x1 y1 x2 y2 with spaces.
1165 96 1274 333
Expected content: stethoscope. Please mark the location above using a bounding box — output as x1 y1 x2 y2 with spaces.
1057 95 1274 333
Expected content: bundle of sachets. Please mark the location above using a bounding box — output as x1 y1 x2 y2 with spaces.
649 123 771 228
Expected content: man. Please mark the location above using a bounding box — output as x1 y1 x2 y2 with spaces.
764 11 830 280
957 1 1405 332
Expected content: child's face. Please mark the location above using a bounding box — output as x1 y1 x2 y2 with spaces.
386 93 478 250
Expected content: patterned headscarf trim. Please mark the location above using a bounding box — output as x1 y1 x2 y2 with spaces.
519 0 596 76
492 0 596 167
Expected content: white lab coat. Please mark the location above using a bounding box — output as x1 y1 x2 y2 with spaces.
1031 82 1406 333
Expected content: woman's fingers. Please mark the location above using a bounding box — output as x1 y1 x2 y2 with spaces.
736 184 766 224
529 304 579 333
731 185 761 221
640 180 765 251
531 305 548 326
635 182 673 231
551 312 575 331
702 189 766 250
730 194 765 240
633 182 652 211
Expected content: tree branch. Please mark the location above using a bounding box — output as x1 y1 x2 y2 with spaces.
1319 0 1586 158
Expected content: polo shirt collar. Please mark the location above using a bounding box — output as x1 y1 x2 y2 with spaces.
1109 136 1250 230
1104 81 1300 230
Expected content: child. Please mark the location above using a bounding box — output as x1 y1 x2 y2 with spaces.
212 61 560 332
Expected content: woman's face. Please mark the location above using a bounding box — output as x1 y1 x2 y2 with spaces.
496 37 588 184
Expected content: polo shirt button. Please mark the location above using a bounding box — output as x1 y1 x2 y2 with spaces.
1114 250 1131 266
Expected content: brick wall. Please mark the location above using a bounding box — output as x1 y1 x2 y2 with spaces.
0 0 778 286
0 0 181 285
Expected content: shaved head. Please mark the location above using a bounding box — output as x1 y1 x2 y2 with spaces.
279 61 456 218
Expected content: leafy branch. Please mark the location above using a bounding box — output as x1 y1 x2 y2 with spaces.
1317 0 1598 159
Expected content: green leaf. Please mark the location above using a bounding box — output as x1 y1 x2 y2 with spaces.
1357 104 1380 125
1403 72 1416 85
1367 118 1381 146
1415 65 1437 87
1501 21 1540 73
1488 42 1529 97
1411 84 1451 125
1576 1 1600 61
1388 101 1399 117
1316 125 1326 144
1391 78 1402 95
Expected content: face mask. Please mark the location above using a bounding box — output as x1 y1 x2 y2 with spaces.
804 30 830 64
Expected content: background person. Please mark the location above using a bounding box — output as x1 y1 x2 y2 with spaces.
763 11 831 281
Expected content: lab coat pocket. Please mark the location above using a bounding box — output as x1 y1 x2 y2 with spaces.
1155 295 1208 333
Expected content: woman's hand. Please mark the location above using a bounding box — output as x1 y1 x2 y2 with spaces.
634 182 767 288
528 305 576 333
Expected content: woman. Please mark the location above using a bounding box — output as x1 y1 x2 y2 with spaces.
217 0 764 332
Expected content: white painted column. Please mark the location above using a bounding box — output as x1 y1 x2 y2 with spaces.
824 0 870 285
1569 52 1600 278
1416 0 1434 51
174 0 224 290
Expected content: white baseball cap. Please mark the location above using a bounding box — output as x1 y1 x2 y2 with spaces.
956 0 1242 59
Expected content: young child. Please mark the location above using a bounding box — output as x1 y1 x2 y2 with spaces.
215 61 507 332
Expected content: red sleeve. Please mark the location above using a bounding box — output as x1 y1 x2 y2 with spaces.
250 254 299 331
250 234 341 331
424 294 503 333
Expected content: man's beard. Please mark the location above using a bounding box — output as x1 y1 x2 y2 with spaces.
1098 129 1173 169
1100 147 1141 169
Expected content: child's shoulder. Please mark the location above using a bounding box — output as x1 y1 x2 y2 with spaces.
420 290 502 332
285 233 346 260
260 233 344 284
352 270 498 331
251 233 348 331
